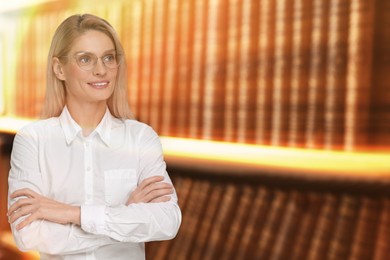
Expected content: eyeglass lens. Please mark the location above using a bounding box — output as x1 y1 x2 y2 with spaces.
75 52 119 70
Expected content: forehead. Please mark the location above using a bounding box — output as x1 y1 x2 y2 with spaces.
70 30 115 55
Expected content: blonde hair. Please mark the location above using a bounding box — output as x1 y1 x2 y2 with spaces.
42 13 134 119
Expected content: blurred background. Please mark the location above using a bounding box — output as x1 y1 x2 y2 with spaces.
0 0 390 259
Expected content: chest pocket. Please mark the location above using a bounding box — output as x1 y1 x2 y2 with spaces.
104 169 137 206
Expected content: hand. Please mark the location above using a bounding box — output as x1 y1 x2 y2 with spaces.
126 176 174 205
7 188 80 230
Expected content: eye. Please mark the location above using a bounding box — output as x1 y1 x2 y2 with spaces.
103 54 116 64
77 54 92 65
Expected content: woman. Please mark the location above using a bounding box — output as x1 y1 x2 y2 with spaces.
7 14 181 259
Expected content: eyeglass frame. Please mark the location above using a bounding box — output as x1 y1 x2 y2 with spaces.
58 51 123 71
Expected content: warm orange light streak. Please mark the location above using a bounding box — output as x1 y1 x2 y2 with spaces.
0 116 32 134
161 137 390 178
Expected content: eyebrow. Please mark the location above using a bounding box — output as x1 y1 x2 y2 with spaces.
74 49 116 55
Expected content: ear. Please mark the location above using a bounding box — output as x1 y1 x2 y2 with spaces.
52 57 66 81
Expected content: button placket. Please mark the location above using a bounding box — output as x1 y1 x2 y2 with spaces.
84 140 93 204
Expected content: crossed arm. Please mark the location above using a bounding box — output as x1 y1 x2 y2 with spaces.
8 175 173 230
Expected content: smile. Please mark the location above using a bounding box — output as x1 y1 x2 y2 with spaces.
88 81 109 89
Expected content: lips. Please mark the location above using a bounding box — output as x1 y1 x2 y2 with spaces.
88 81 109 89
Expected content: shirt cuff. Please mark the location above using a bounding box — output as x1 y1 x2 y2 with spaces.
80 204 106 234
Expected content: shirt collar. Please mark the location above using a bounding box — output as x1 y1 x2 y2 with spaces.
59 106 112 146
94 108 112 146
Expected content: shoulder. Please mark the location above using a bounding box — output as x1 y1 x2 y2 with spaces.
12 118 59 150
114 118 160 141
113 118 155 134
16 117 59 137
125 119 153 131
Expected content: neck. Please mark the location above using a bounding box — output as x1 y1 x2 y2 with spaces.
66 101 107 136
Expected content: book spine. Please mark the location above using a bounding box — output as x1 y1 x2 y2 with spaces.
270 191 305 259
369 0 390 150
0 18 13 116
202 0 227 141
160 0 180 136
175 0 193 138
372 198 390 259
235 187 272 259
255 0 276 145
150 176 194 259
254 190 289 259
138 0 154 124
270 0 293 146
35 14 47 117
27 15 37 118
202 184 239 260
189 182 224 260
104 1 123 41
344 0 374 151
236 0 258 143
188 0 207 139
288 0 312 147
220 185 255 259
290 192 323 260
148 0 166 132
305 0 329 149
15 16 28 117
349 197 380 259
306 194 339 259
168 179 211 259
126 0 143 119
323 0 349 150
327 195 360 259
224 0 241 142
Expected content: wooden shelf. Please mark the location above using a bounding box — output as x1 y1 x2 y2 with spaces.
1 117 390 182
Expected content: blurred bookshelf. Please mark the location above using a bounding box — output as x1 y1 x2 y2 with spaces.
0 0 389 151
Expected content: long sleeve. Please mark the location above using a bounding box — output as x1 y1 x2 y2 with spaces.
8 127 115 255
80 125 182 242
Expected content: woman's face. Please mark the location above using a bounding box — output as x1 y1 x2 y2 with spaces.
58 30 118 106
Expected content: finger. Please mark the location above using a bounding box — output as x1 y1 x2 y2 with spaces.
132 183 172 202
143 188 174 203
10 188 37 199
16 213 36 231
128 187 172 204
8 198 34 216
143 182 173 196
135 182 173 201
151 196 171 203
126 178 171 205
9 204 35 224
139 176 164 189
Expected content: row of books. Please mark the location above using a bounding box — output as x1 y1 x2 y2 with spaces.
146 172 390 259
1 0 390 151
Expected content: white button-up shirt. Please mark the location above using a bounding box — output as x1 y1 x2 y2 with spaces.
8 107 181 260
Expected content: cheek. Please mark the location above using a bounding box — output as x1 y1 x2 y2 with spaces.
64 65 89 82
110 71 118 86
111 69 118 79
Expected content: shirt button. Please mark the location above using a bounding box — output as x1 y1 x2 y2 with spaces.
86 167 91 171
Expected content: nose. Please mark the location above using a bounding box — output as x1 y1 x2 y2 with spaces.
92 57 107 76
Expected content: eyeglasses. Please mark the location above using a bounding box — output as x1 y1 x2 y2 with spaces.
62 52 122 71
